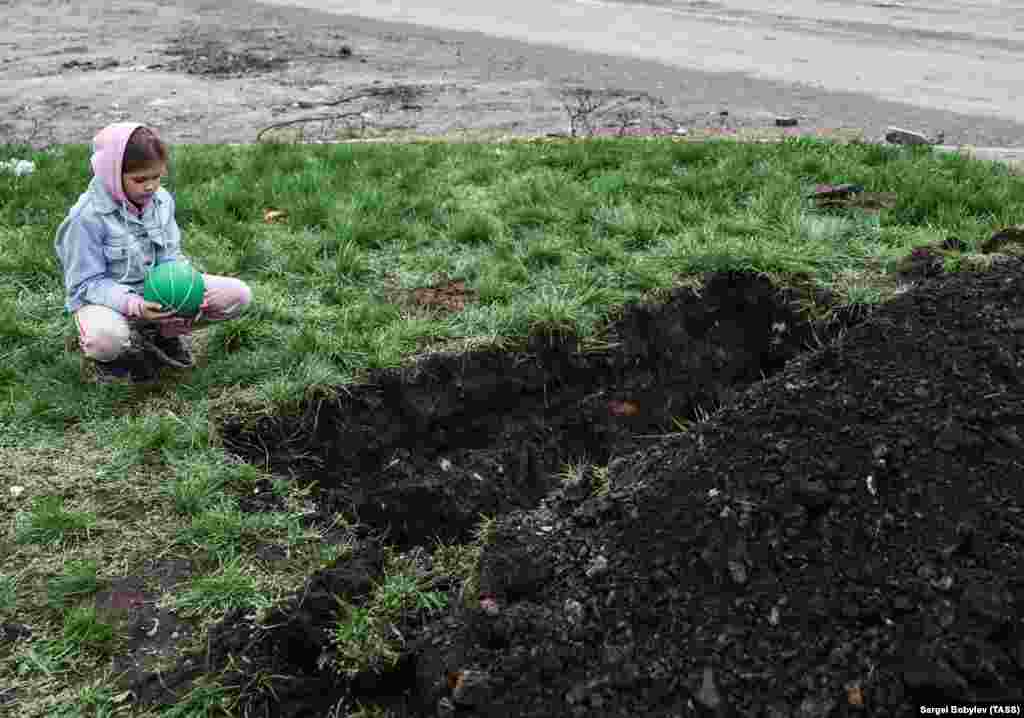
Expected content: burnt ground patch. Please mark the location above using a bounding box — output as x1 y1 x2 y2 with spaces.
128 262 1024 716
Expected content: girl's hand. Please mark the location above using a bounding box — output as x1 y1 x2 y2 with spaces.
140 301 175 321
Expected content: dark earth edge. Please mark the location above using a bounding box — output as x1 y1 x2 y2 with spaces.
99 235 1024 717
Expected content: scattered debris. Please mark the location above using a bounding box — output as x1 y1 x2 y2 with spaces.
981 225 1024 255
775 116 799 127
0 159 35 177
809 183 898 211
885 126 936 146
451 669 491 707
608 400 640 417
479 595 500 615
810 183 864 199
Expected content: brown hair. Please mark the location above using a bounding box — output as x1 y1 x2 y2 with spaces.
122 126 169 174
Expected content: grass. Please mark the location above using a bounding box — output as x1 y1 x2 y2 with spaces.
1 129 1022 716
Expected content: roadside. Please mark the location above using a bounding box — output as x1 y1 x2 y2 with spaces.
4 0 1024 150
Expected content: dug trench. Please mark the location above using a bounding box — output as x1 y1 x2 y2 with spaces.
127 263 1024 717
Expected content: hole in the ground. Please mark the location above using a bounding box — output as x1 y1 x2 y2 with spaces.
220 270 864 553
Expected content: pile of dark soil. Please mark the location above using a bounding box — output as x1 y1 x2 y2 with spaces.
130 258 1024 717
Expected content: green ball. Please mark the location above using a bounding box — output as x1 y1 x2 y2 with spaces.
143 261 205 316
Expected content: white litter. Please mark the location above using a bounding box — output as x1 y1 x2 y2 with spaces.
0 159 36 177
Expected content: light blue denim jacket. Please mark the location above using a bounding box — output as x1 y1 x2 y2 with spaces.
54 122 183 315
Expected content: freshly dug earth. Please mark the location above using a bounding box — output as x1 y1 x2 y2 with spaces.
128 253 1024 717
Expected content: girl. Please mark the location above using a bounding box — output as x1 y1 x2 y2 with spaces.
55 122 253 383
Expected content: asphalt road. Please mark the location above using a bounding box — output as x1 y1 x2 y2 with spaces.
258 0 1024 125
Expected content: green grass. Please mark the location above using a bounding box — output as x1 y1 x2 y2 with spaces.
1 129 1022 716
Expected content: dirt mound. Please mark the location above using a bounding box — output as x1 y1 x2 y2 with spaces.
407 260 1024 718
129 262 1024 716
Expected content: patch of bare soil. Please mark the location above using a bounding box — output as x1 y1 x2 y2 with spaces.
123 239 1024 716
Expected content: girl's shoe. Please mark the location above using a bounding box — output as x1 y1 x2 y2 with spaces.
93 353 158 384
136 326 194 369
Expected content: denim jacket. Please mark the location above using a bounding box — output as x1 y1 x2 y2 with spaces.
54 122 183 314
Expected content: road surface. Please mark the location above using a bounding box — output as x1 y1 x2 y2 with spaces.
257 0 1024 125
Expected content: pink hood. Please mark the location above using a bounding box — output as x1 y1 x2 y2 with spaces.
89 122 161 216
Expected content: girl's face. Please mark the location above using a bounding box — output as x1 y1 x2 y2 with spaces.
122 163 166 205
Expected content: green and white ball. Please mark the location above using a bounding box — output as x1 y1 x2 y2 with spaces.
143 261 205 316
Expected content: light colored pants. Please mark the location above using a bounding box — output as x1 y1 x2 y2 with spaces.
73 274 252 362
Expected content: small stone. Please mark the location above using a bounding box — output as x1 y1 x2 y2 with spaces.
695 666 722 709
437 697 456 717
564 598 585 625
451 670 491 707
8 485 24 498
798 695 838 718
866 475 877 496
439 458 452 472
586 555 609 578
